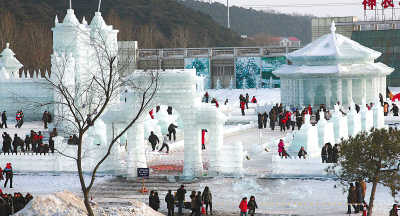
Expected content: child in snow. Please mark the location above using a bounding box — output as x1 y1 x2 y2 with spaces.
247 196 258 216
278 139 284 157
298 146 307 159
239 197 248 216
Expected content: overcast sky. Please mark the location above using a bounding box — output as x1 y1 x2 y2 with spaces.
211 0 389 19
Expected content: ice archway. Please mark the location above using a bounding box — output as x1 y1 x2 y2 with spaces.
102 69 226 179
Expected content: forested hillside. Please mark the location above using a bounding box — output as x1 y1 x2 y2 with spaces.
0 0 242 71
179 0 313 44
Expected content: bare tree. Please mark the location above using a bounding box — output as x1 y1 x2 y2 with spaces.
45 29 159 215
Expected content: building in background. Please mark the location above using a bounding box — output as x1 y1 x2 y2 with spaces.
312 16 358 41
135 46 300 89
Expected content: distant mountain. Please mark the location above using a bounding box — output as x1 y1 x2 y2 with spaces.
179 0 313 44
0 0 243 70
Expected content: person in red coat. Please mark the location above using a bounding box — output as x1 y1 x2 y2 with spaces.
251 96 257 103
149 109 154 119
307 105 312 115
201 129 207 150
239 197 248 216
240 101 246 116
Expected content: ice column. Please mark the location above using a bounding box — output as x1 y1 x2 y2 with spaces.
347 101 362 137
182 113 203 179
102 123 122 173
337 79 342 106
360 99 373 131
126 118 147 180
317 110 335 148
373 100 385 129
299 79 304 106
347 79 353 106
325 79 332 108
208 124 223 176
332 104 348 142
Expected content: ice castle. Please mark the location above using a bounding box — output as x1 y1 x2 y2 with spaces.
274 21 394 108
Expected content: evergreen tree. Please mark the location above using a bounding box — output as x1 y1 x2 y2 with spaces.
327 128 400 216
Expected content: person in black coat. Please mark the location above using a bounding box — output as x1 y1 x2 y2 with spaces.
49 136 55 153
195 191 202 216
391 103 399 116
167 106 173 115
332 144 339 163
176 185 186 215
257 113 263 129
165 190 175 216
1 111 7 129
262 112 268 128
149 191 156 210
168 124 178 142
148 131 159 151
154 192 160 211
327 143 333 163
355 182 363 212
321 143 328 163
298 146 307 159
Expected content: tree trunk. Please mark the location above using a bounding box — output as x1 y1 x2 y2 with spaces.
83 190 94 216
367 180 378 216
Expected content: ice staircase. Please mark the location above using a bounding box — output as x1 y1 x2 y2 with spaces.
226 103 258 124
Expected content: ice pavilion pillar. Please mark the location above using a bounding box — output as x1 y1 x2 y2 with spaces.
299 79 304 106
347 79 353 106
325 79 332 108
361 78 367 102
126 117 147 180
337 79 343 106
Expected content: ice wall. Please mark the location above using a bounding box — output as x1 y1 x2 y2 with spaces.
373 101 385 129
317 111 335 148
219 141 244 176
290 114 320 158
347 102 361 137
360 102 373 131
331 105 348 143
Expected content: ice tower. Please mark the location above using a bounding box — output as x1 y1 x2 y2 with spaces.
274 21 393 108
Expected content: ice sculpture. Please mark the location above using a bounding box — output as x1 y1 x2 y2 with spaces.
331 104 348 142
360 99 373 131
229 76 234 89
290 114 320 158
317 110 335 148
0 42 23 78
219 141 244 176
373 100 385 129
274 21 393 108
347 101 362 137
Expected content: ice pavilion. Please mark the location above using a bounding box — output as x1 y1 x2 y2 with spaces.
273 21 394 108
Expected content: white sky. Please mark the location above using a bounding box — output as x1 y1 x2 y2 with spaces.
210 0 400 19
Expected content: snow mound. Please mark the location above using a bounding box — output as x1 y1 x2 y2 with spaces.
15 191 164 216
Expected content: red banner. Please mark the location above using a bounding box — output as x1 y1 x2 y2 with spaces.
363 0 377 10
381 0 394 8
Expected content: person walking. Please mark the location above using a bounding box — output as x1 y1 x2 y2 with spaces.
42 111 49 129
195 191 202 216
332 144 339 163
278 139 285 158
3 163 13 188
247 196 258 216
245 93 249 109
239 197 248 216
390 204 398 216
347 183 357 214
240 100 246 116
355 182 363 212
1 111 7 128
262 112 268 129
176 185 186 216
159 134 170 154
392 103 399 116
327 143 333 163
168 123 178 142
201 129 207 150
202 186 212 215
257 113 263 129
321 143 328 163
165 190 175 216
190 191 196 216
154 192 160 212
148 131 159 151
149 191 155 210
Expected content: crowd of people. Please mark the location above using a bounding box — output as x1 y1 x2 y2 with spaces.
149 185 213 216
0 191 33 215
